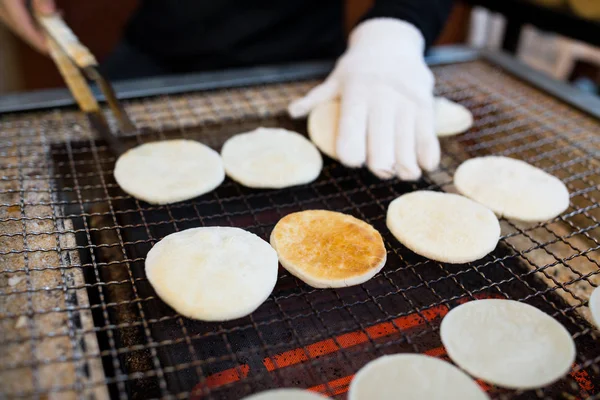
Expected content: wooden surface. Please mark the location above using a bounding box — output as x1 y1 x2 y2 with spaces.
45 38 99 112
9 0 470 92
437 2 471 45
38 14 99 68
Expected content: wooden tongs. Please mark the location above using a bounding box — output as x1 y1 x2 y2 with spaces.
37 13 134 155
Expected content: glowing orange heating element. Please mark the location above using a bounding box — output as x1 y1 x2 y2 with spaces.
189 293 595 399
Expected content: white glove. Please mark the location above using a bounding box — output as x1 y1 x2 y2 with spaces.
288 18 440 180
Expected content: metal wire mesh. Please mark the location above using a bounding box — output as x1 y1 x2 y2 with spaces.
1 59 600 399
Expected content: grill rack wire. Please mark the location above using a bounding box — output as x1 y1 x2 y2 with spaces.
1 59 600 399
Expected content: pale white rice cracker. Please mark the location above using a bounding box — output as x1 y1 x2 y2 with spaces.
307 100 340 160
441 299 576 389
589 285 600 329
221 127 322 189
386 191 500 263
434 96 474 137
114 139 224 205
243 389 329 400
454 156 570 222
145 227 278 321
348 354 489 400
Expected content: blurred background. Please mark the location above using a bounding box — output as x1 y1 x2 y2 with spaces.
0 0 599 95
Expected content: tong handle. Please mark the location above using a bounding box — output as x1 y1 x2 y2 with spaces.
37 13 98 68
38 13 137 135
46 36 99 113
46 35 127 156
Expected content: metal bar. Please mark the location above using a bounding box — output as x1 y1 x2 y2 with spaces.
0 46 478 115
84 66 137 135
86 113 127 156
482 50 600 120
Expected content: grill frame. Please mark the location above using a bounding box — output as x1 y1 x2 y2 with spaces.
1 47 600 399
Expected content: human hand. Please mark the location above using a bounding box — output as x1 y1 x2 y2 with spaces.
289 18 439 180
0 0 55 53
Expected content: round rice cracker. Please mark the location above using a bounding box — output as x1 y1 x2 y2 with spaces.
145 227 278 321
221 127 322 189
386 191 500 264
441 299 576 389
454 156 570 222
307 98 472 160
114 139 224 205
243 389 328 400
590 286 600 329
270 210 386 288
307 100 340 160
434 96 474 137
348 354 489 400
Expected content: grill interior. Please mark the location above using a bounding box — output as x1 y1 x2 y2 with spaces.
1 59 600 399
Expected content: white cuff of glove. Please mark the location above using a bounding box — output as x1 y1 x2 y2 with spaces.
348 17 425 55
288 18 440 181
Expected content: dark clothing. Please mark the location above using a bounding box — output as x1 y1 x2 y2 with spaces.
101 41 166 81
103 0 453 80
363 0 454 49
123 0 345 73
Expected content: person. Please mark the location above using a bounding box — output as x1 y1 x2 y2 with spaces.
0 0 453 180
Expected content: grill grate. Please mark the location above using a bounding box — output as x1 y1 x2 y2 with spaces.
1 60 600 399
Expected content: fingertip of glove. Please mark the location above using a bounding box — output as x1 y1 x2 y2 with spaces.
369 166 395 180
337 142 366 168
337 151 365 169
395 164 422 181
339 158 364 169
418 149 440 172
417 138 441 172
287 101 308 119
422 159 440 173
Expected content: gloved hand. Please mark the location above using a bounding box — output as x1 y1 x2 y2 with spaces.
288 18 439 180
